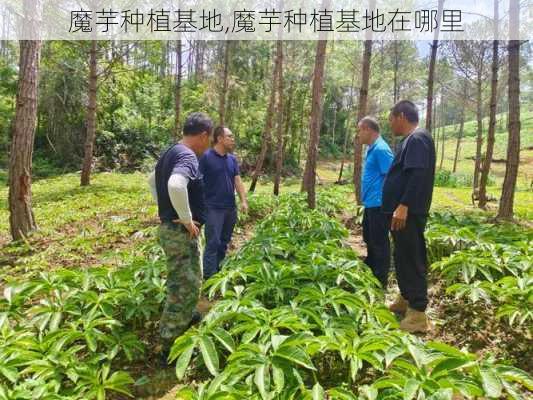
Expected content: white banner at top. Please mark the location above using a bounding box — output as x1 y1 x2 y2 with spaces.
0 0 530 40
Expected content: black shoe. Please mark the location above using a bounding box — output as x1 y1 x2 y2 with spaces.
189 310 203 327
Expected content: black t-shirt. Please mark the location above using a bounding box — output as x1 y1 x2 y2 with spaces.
155 144 206 224
381 128 436 215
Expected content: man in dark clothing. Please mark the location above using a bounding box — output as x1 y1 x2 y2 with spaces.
382 100 436 333
357 116 394 288
147 112 213 358
199 126 248 279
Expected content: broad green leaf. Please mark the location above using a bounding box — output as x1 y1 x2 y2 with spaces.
404 379 420 400
480 367 503 398
312 382 325 400
274 346 315 370
496 365 533 391
211 328 236 353
254 364 268 400
175 343 195 380
431 358 472 378
199 335 220 376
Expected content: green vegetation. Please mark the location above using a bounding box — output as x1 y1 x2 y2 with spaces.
0 172 532 399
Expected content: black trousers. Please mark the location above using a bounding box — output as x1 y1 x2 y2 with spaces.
362 207 391 288
391 214 429 312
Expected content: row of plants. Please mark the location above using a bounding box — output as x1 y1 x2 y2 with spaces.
426 211 532 329
0 185 296 399
425 212 531 264
0 240 169 399
170 194 533 399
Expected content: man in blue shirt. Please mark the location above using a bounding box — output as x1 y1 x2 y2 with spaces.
358 116 394 288
199 126 248 279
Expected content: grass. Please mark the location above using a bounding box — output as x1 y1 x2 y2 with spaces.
0 172 158 281
435 109 533 188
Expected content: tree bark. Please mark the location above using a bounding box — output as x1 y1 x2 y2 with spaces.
497 0 520 220
453 81 468 173
425 0 444 134
302 39 328 209
249 46 279 193
472 78 484 192
353 38 373 204
439 125 446 170
478 0 499 209
273 40 284 196
174 39 182 141
8 39 41 240
80 41 98 186
218 41 231 126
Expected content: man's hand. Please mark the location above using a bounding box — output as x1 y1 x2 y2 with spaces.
391 204 408 231
174 219 201 238
240 201 249 214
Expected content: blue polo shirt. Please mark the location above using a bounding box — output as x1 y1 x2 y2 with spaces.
199 148 240 209
361 136 394 208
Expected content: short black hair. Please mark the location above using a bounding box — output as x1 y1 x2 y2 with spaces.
359 116 380 133
183 112 213 136
390 100 419 123
213 126 227 144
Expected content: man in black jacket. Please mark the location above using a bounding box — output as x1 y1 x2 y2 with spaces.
382 100 436 333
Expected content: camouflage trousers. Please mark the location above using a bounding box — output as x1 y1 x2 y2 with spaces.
158 222 202 348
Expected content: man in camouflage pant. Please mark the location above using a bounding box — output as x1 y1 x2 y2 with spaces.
157 222 202 349
148 112 213 360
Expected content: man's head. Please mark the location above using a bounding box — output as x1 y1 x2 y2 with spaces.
389 100 419 136
357 116 380 145
183 112 213 155
213 126 236 153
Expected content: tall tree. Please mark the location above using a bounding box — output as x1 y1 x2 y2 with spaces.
249 45 279 193
338 73 357 183
453 80 468 173
448 40 490 192
174 39 182 141
478 0 500 208
8 0 42 240
425 0 444 134
273 40 284 196
352 33 373 204
497 0 521 219
302 39 328 209
218 41 231 126
80 41 98 186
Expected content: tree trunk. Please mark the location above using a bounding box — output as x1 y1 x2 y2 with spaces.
218 41 230 126
273 41 284 196
338 72 356 183
174 39 182 141
478 1 499 209
440 125 445 170
282 80 294 162
472 78 483 192
80 41 98 186
8 39 41 240
425 0 444 134
353 38 373 204
497 0 520 220
302 39 328 209
453 82 467 173
249 46 279 193
297 95 306 166
337 110 352 182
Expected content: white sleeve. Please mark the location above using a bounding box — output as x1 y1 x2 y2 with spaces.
147 171 158 202
168 173 193 223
